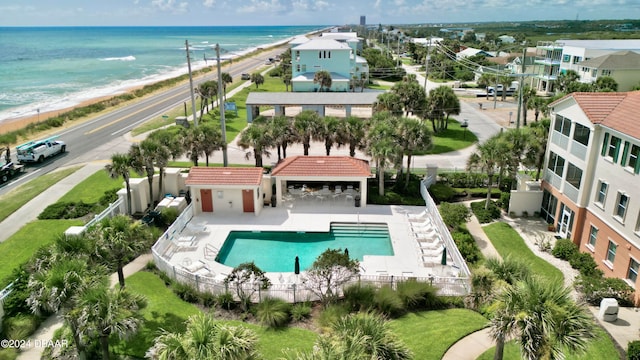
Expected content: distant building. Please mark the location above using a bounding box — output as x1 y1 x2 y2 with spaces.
360 15 366 26
576 51 640 91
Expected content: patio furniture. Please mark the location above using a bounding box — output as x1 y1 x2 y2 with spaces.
204 244 219 260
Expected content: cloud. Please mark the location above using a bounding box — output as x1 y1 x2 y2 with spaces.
203 0 216 7
151 0 189 13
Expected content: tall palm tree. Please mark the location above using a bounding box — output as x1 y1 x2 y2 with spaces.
373 92 403 116
398 118 432 188
524 119 551 181
91 214 151 289
270 115 295 161
294 110 322 156
221 72 233 100
238 118 272 167
313 70 332 92
105 153 134 215
147 312 260 360
77 284 147 360
490 276 596 360
200 123 224 166
519 85 537 127
318 116 342 155
196 80 218 115
180 125 206 166
283 73 292 92
250 72 264 88
467 135 507 210
342 116 367 157
147 129 181 201
130 140 160 207
500 129 529 190
367 115 399 196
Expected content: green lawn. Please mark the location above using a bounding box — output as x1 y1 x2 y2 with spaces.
477 327 621 360
390 309 489 359
483 222 564 284
0 166 79 222
424 119 478 154
0 219 83 286
57 169 123 204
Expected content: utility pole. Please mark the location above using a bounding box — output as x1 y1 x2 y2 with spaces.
396 37 401 67
515 47 526 129
216 43 228 167
185 40 199 127
423 39 431 92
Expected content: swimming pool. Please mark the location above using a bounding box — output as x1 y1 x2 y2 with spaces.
216 223 394 272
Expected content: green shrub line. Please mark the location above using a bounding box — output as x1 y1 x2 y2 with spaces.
470 200 502 224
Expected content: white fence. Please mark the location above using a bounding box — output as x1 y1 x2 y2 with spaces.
85 198 124 229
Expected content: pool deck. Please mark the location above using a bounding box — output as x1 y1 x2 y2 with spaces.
163 200 458 285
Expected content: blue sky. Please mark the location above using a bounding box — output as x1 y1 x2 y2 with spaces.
0 0 636 26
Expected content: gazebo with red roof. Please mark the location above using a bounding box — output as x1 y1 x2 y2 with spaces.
270 156 372 207
186 167 264 216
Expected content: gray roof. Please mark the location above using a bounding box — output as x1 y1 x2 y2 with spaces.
246 92 384 106
559 39 640 50
578 50 640 69
293 38 351 51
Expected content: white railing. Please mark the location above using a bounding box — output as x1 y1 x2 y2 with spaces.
563 183 580 203
551 131 569 150
569 141 588 161
152 203 194 259
85 198 124 229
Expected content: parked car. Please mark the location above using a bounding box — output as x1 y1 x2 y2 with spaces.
241 73 250 80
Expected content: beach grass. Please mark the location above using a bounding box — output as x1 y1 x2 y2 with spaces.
0 219 83 286
0 166 80 223
482 222 564 284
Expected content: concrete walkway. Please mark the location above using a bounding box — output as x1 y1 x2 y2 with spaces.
442 328 494 360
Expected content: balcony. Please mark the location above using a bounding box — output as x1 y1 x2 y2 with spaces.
543 171 563 190
563 182 579 203
551 131 569 150
569 141 588 161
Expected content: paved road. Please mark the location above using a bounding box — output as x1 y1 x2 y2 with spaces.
0 47 285 197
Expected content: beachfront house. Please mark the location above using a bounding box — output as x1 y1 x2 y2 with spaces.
291 36 368 92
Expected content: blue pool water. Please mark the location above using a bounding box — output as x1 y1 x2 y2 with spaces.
216 223 394 272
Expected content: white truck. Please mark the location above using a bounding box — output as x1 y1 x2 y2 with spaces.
16 136 66 164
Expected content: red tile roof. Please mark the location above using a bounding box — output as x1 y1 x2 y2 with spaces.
185 167 263 186
553 91 640 140
271 156 371 177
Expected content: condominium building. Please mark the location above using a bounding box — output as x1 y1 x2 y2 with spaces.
541 91 640 300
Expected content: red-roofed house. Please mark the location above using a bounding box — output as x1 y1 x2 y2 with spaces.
271 156 372 207
186 167 265 216
541 91 640 301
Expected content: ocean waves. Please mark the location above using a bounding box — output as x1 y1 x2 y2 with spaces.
99 55 136 62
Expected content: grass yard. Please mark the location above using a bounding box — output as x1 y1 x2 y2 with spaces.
424 119 478 154
57 169 123 204
115 271 316 359
0 166 79 222
0 219 83 286
390 309 489 359
483 222 564 284
477 327 621 360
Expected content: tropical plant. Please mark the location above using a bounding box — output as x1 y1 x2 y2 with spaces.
366 113 400 196
269 115 296 161
105 153 134 215
467 135 509 210
238 117 272 167
490 276 596 360
424 85 460 132
313 70 332 92
518 85 537 126
523 119 551 181
255 297 291 328
318 116 342 155
341 116 367 157
180 125 207 166
301 248 359 306
593 76 618 92
147 312 260 360
397 117 432 188
293 110 322 156
250 72 264 88
196 80 218 115
390 78 427 116
373 92 404 116
223 262 271 312
283 73 292 91
221 72 233 100
199 122 224 166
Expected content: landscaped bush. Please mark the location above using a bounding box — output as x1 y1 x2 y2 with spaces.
373 285 405 317
159 207 179 226
199 291 216 308
552 239 578 260
38 201 95 220
171 282 199 303
0 348 18 360
628 340 640 360
396 280 439 310
98 188 119 206
575 275 634 306
317 303 349 329
498 192 511 211
256 297 291 328
438 202 470 230
1 314 40 340
343 283 376 312
451 231 483 265
290 302 312 322
438 172 487 188
428 183 457 202
216 291 237 310
470 200 501 223
569 252 602 277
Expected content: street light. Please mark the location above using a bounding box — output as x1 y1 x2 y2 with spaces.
461 119 469 140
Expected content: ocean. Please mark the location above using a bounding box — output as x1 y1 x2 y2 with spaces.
0 26 323 122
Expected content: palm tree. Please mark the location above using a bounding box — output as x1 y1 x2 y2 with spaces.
221 72 233 100
524 119 551 181
398 118 432 188
425 85 460 132
294 110 321 156
519 85 537 126
270 115 295 161
130 140 160 206
91 214 151 289
373 92 403 116
200 123 224 166
250 72 264 88
77 284 147 360
318 116 342 155
342 116 367 157
180 125 206 166
367 114 399 196
313 70 332 92
238 117 272 167
147 129 180 201
283 73 292 92
391 79 426 116
500 128 529 190
490 276 596 360
467 135 507 210
105 153 134 215
196 80 218 115
147 312 260 360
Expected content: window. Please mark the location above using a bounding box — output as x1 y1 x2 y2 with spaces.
553 115 571 137
566 163 583 189
573 123 590 146
572 56 582 64
602 69 612 76
607 136 622 161
588 226 598 248
626 144 640 174
541 190 558 224
318 51 322 59
296 64 300 72
628 259 639 284
563 54 570 62
547 152 565 177
592 69 597 77
606 241 617 263
615 192 629 220
596 181 608 205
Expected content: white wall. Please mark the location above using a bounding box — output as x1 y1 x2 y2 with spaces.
509 190 544 216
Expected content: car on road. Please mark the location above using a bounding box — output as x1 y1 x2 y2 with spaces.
241 73 250 80
16 136 66 164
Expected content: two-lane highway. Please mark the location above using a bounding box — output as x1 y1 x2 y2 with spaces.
0 47 285 196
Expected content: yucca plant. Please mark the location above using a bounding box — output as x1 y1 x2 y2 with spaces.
256 297 291 328
373 286 405 318
290 302 312 322
342 283 376 312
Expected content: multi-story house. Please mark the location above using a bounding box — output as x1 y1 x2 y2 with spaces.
290 35 368 92
576 51 640 92
541 91 640 301
535 40 640 93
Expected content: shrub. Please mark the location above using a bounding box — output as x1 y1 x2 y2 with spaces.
575 275 634 306
172 282 199 303
569 252 602 277
451 230 483 265
498 192 511 211
396 280 440 310
428 183 457 202
216 291 236 310
1 314 40 340
628 340 640 360
343 283 376 312
470 200 501 223
317 303 349 329
38 201 95 220
199 291 216 308
160 207 179 226
373 286 405 317
552 239 578 260
290 302 312 322
0 348 19 360
98 188 119 206
256 297 291 328
438 202 470 229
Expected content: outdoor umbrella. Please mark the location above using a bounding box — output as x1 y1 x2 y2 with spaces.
344 248 349 258
294 256 300 274
441 247 447 265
